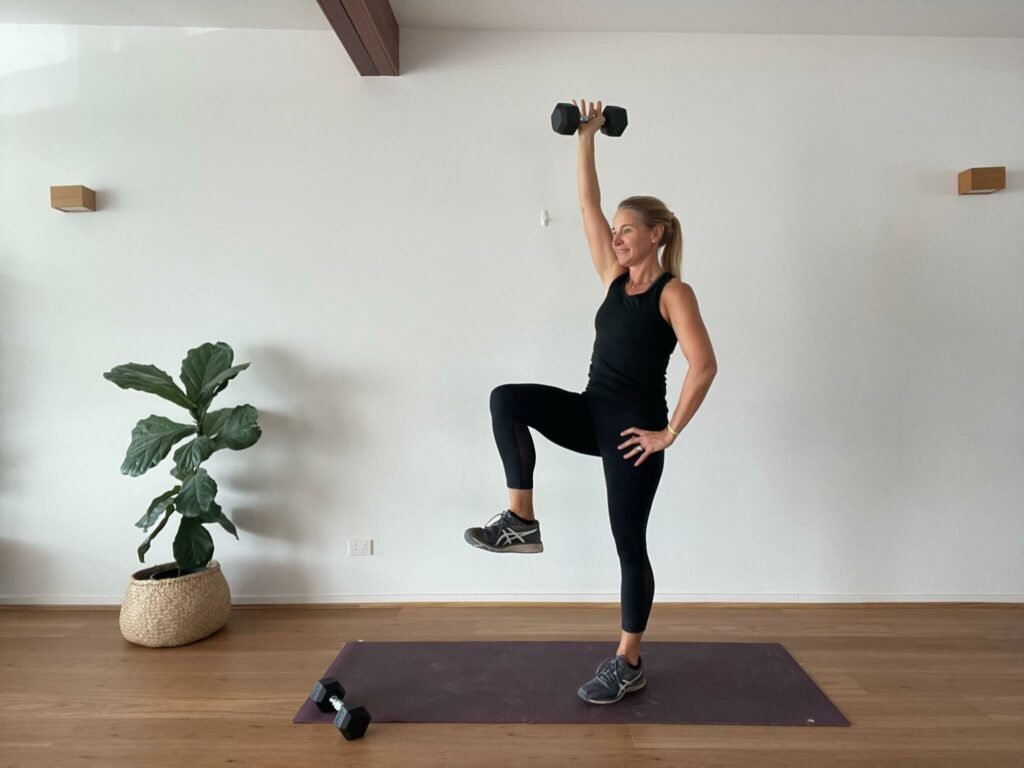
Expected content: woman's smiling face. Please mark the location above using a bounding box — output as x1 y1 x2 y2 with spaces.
612 209 661 263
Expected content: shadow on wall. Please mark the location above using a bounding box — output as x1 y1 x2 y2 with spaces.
211 343 370 600
0 273 28 599
0 539 57 601
0 274 12 502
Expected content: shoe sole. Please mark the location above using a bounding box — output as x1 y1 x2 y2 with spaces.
463 530 543 554
578 676 646 704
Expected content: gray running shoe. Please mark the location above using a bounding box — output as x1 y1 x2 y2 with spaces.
464 509 543 554
577 655 646 704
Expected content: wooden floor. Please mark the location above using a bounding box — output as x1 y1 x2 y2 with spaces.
1 602 1022 767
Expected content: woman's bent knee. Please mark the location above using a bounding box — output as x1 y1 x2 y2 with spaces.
489 383 520 415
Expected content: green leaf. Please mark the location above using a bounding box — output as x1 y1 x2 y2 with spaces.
203 405 262 451
168 406 261 479
136 487 181 530
180 343 234 401
104 363 195 411
217 513 239 540
138 508 174 563
203 364 249 401
173 517 214 570
120 416 198 477
172 436 219 477
180 343 249 419
197 500 239 540
175 468 218 517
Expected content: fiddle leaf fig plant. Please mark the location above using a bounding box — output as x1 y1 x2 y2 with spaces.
104 342 262 572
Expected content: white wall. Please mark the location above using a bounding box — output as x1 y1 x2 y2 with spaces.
1 24 1021 604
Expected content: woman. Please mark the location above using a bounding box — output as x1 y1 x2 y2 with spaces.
464 99 718 705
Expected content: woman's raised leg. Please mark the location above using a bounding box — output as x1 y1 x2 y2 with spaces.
489 383 600 514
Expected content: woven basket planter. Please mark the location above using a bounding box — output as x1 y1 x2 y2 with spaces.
119 560 232 647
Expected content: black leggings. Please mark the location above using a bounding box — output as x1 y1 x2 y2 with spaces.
489 383 666 634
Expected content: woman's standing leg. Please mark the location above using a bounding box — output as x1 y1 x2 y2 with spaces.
590 397 666 661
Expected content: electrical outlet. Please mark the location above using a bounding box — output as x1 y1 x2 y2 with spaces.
348 538 373 556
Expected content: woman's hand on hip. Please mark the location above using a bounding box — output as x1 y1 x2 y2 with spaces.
618 427 675 467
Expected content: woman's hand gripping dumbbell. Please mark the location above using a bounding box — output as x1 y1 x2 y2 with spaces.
551 99 628 137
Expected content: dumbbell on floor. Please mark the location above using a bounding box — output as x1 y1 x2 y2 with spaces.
551 102 628 136
310 676 372 740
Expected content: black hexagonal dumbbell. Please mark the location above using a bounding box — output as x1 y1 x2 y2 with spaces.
310 676 372 740
551 102 628 136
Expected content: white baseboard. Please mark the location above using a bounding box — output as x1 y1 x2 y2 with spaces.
2 592 1022 606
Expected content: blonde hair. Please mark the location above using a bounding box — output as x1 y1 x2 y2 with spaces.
617 195 683 279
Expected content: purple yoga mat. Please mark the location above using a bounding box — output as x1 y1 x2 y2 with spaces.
293 641 850 726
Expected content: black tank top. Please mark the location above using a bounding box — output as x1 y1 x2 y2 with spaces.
585 271 677 423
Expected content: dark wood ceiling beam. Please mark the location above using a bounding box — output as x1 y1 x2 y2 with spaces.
316 0 399 76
